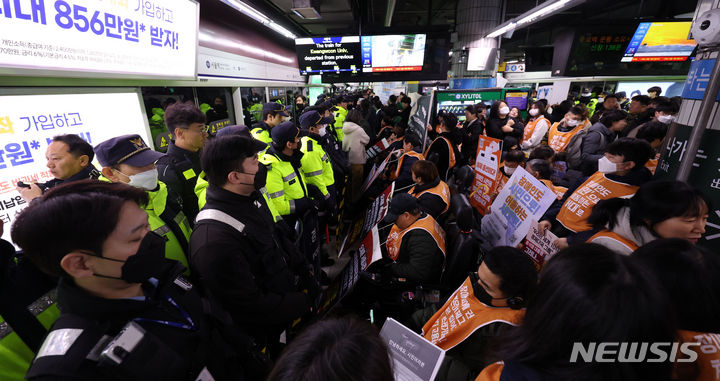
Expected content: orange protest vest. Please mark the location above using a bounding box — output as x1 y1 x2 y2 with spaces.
556 172 639 233
475 362 504 381
540 179 567 200
393 150 425 179
386 214 446 261
548 122 583 153
408 180 451 214
645 158 658 175
674 330 720 381
587 230 639 253
522 116 549 143
423 277 524 351
425 136 456 169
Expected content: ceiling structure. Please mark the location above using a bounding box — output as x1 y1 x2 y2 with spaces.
206 0 700 73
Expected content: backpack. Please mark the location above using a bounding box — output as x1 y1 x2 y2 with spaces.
565 127 604 170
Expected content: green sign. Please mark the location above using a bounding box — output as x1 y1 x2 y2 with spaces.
656 124 720 252
435 91 502 103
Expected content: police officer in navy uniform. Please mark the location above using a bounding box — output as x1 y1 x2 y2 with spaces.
13 181 264 380
190 135 316 357
16 134 99 203
0 219 60 380
156 102 208 226
95 135 193 274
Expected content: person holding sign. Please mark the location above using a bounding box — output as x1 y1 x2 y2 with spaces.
16 134 99 202
585 181 709 255
414 247 537 380
383 193 446 284
539 138 654 248
408 160 451 220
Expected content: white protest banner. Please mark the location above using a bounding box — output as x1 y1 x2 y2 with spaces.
380 318 445 381
469 135 502 215
480 167 556 249
523 220 560 268
0 89 153 246
0 0 198 79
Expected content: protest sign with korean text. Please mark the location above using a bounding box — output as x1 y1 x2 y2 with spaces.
0 0 198 79
523 220 560 268
469 136 502 214
480 167 556 249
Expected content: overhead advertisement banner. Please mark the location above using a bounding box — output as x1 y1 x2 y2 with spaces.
0 90 152 246
0 0 199 79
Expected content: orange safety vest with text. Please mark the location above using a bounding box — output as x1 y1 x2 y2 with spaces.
408 180 451 215
674 330 720 381
425 136 456 169
548 122 583 153
393 150 425 179
522 116 550 143
646 158 658 175
475 362 504 381
540 179 567 200
587 230 639 253
423 277 525 351
556 172 639 233
386 214 446 261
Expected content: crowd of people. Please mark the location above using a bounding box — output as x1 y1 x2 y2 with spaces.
1 84 718 381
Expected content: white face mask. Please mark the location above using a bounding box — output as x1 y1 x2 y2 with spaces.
529 109 539 117
657 115 675 125
505 166 516 175
499 106 510 115
597 156 618 173
318 126 327 137
566 119 580 127
125 168 159 191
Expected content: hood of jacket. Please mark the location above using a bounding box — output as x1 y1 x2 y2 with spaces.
342 121 363 134
607 206 657 248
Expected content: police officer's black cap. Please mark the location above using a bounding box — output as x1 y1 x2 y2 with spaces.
319 100 337 111
299 111 334 130
263 102 290 117
317 94 326 101
271 121 300 145
382 193 419 224
95 134 164 168
215 124 251 138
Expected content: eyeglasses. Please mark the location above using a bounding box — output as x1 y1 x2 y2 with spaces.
183 124 209 133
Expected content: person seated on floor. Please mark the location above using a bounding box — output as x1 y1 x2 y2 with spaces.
538 138 654 249
408 160 451 220
412 246 537 380
585 181 708 255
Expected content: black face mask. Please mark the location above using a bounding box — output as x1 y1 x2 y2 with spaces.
92 231 167 283
469 272 500 307
295 103 305 112
237 164 267 191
